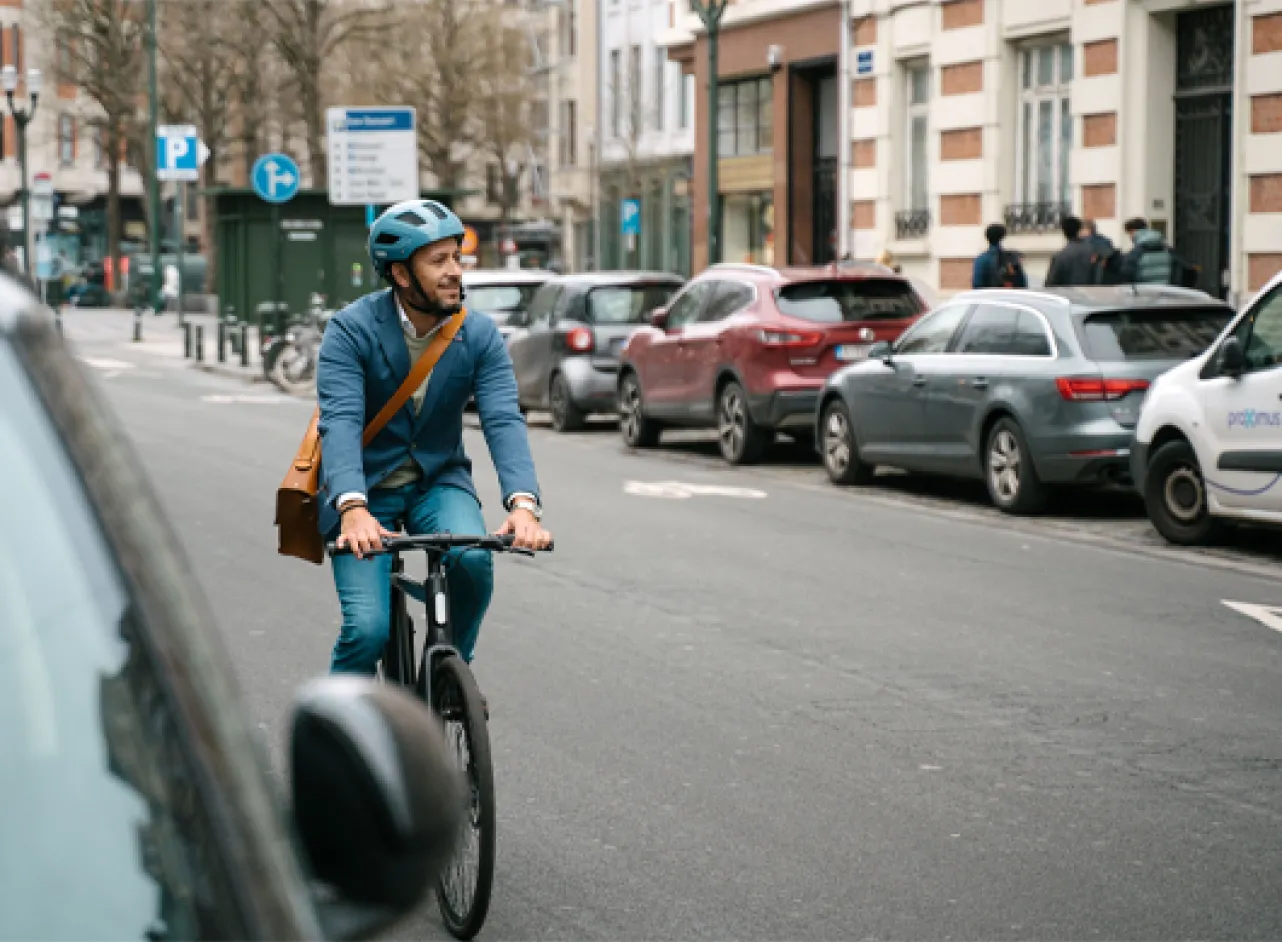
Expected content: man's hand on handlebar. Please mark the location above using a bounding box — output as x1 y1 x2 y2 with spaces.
496 506 553 552
335 504 396 560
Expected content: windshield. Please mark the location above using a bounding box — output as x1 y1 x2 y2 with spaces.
0 341 249 940
775 279 924 323
587 284 681 325
1080 307 1234 360
466 284 542 325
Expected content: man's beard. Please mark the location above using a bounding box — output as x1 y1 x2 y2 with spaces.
401 274 463 318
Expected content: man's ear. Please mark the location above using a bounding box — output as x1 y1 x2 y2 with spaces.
389 261 410 290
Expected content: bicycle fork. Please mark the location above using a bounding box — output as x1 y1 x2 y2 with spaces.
416 553 456 705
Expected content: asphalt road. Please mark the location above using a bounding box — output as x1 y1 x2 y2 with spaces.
66 311 1282 940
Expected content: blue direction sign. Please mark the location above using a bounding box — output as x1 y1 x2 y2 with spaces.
252 153 301 204
621 198 641 237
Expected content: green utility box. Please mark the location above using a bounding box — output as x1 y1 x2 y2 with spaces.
213 188 461 325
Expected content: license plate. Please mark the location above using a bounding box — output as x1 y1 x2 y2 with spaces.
835 344 871 362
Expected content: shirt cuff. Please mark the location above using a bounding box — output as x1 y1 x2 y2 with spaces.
337 491 367 511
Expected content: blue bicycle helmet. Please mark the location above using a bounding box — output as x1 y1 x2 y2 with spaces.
367 199 466 279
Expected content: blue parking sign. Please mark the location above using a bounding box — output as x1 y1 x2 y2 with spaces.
621 198 641 237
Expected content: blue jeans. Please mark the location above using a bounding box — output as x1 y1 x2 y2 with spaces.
330 483 494 675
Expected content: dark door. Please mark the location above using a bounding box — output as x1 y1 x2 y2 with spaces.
812 73 838 266
1174 4 1234 299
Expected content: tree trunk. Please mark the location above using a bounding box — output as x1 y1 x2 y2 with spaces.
106 124 122 301
304 84 324 186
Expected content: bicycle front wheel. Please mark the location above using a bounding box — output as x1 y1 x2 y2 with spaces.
432 655 496 940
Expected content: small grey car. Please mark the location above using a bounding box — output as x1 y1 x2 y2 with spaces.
507 272 684 431
816 286 1235 513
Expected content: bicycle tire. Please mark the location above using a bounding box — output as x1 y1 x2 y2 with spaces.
432 655 496 940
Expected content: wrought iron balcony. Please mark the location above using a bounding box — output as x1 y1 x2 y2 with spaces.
894 209 931 240
1003 202 1071 235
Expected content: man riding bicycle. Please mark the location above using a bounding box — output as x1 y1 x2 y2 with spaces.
316 199 553 675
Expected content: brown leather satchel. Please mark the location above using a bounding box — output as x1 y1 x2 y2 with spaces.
275 309 467 564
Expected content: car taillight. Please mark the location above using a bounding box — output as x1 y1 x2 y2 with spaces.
759 329 822 347
1055 376 1150 401
566 326 595 353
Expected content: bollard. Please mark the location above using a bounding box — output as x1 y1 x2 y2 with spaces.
217 322 227 363
133 306 143 343
184 321 193 358
55 307 63 336
195 325 205 362
239 324 249 367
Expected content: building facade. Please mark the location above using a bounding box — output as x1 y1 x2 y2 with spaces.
847 0 1282 302
597 0 697 276
666 0 844 274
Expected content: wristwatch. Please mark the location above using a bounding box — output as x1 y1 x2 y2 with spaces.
510 495 542 521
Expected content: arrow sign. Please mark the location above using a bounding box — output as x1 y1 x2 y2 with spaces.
1222 600 1282 635
251 152 301 204
198 140 211 165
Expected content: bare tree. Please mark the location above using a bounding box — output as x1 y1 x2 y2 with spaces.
265 0 390 186
158 0 249 288
473 7 535 224
39 0 148 289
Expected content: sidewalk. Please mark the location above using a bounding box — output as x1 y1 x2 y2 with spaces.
61 306 269 384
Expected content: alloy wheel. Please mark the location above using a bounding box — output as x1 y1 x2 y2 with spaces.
823 409 851 477
718 387 746 460
989 429 1021 502
620 379 641 442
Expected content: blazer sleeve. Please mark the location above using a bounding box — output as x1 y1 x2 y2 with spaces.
472 322 541 504
316 318 368 506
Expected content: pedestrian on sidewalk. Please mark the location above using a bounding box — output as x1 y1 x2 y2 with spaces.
1045 215 1097 287
972 223 1027 289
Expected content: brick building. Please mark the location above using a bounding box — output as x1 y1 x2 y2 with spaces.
845 0 1282 302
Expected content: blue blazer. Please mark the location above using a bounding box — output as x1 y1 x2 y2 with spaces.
315 289 540 536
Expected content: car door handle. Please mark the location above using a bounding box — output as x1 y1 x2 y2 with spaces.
912 376 926 387
971 378 989 390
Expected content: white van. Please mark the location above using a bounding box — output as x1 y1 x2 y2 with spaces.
1132 270 1282 545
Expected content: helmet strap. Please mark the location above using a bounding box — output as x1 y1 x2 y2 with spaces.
396 264 462 320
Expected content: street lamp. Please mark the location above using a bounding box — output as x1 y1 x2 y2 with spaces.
691 0 729 267
2 65 41 278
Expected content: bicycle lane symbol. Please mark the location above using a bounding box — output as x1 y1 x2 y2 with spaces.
623 481 768 500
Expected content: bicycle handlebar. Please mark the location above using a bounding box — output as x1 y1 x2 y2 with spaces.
326 532 555 559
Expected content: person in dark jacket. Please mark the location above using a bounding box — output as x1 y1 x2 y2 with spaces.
1081 219 1122 285
1044 216 1097 287
972 223 1027 289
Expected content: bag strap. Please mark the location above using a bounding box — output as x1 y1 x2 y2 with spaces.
362 309 467 446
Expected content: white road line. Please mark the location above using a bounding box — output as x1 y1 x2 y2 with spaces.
78 356 135 371
624 481 768 500
1222 600 1282 635
201 394 296 404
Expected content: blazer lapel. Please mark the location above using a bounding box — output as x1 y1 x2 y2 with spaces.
410 319 468 438
373 290 410 380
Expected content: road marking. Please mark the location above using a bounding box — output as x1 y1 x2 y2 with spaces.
201 393 295 404
79 356 135 371
1222 600 1282 635
623 480 768 500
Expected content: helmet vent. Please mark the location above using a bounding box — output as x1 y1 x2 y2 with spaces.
423 201 448 220
394 211 425 225
374 233 401 246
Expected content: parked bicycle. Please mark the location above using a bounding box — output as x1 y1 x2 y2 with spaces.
265 294 334 395
327 531 553 939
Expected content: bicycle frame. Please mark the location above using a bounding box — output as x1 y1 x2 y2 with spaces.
388 548 459 708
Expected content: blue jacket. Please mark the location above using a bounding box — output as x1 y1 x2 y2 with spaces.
972 245 1028 289
315 289 539 537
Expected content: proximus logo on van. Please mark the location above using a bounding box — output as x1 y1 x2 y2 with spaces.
1227 409 1282 429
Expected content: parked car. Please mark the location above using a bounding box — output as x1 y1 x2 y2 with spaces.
618 263 929 464
1133 270 1282 545
0 277 465 940
463 268 550 344
507 271 684 431
817 285 1235 514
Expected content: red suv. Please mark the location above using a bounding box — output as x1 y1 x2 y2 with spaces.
617 263 929 464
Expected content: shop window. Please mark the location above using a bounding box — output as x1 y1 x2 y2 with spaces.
721 192 774 265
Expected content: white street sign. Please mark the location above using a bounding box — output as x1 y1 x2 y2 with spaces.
326 106 419 206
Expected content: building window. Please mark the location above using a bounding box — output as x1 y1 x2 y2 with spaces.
560 99 577 167
716 76 773 157
12 25 21 72
654 49 666 132
1016 41 1072 211
722 191 774 265
58 115 75 166
679 72 694 130
610 49 621 137
561 0 576 57
629 44 642 136
905 64 929 212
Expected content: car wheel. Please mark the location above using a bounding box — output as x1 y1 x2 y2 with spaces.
821 400 874 486
1143 439 1222 546
549 372 585 433
984 417 1047 514
717 381 768 465
618 373 662 448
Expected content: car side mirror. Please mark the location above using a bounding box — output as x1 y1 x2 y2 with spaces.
869 340 894 363
290 676 465 937
649 307 669 330
1218 336 1245 378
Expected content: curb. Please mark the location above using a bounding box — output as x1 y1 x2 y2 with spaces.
193 361 268 384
